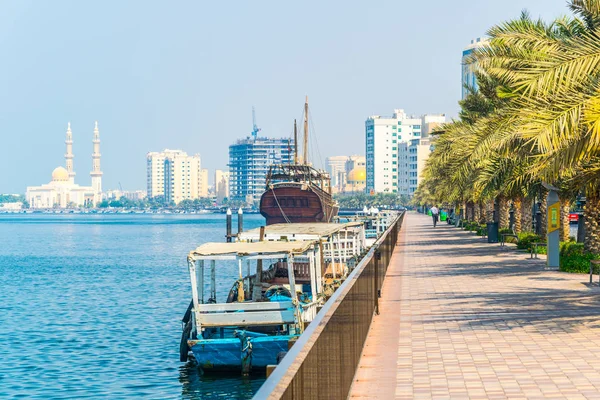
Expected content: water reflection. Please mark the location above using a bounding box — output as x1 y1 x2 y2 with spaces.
179 361 265 400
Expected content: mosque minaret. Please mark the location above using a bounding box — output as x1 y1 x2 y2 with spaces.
26 122 104 208
91 121 103 203
65 122 75 183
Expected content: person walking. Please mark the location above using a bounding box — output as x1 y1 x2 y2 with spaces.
430 205 439 227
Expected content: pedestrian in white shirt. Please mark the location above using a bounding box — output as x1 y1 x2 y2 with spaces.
430 206 439 227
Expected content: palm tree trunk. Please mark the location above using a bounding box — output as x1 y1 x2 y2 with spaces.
584 195 600 254
499 196 510 229
514 197 522 233
539 188 548 238
468 202 475 221
559 196 572 243
474 203 480 223
521 198 533 232
478 202 486 224
485 200 494 223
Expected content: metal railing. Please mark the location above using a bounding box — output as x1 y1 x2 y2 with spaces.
254 211 405 399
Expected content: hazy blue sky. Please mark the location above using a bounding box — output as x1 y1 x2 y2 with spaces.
0 0 569 193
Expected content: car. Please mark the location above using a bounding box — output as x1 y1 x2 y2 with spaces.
569 212 582 223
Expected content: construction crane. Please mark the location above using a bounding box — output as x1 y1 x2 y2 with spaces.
251 106 261 139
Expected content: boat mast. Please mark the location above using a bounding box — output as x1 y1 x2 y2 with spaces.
294 119 298 165
303 96 309 166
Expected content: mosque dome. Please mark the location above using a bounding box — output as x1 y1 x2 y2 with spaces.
347 167 366 183
52 166 69 182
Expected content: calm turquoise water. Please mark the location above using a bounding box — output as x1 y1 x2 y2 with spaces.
0 213 266 399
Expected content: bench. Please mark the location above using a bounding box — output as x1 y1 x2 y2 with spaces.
530 242 547 259
590 260 600 284
478 225 487 239
500 233 519 247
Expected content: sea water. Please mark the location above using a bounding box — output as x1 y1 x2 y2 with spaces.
0 213 266 399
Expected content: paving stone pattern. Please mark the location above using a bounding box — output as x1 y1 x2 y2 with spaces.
349 212 600 399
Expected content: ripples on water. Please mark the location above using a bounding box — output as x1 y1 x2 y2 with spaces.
0 214 266 399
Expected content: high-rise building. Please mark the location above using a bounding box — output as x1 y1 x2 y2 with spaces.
462 38 488 99
345 155 366 174
200 168 209 198
215 169 230 203
366 111 445 196
366 109 422 194
398 137 434 197
421 114 446 138
146 149 205 204
228 137 293 203
326 156 348 191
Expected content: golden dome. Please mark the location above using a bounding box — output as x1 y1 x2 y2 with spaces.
52 166 69 182
347 167 366 183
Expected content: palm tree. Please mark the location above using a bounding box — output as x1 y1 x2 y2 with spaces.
473 2 600 249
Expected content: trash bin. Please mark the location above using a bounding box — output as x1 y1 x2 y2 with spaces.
487 222 499 243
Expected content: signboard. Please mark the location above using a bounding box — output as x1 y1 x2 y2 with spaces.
548 202 560 233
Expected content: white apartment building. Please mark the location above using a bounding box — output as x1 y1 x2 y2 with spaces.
345 155 365 174
398 137 433 196
367 110 445 196
200 169 209 198
146 149 208 204
422 114 446 137
366 109 422 194
215 169 230 203
326 156 349 190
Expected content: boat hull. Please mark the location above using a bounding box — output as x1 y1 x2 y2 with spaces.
260 184 338 225
189 335 296 371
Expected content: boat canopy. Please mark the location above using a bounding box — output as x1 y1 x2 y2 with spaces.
188 240 316 260
239 222 363 240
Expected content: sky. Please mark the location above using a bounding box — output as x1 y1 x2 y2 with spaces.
0 0 571 193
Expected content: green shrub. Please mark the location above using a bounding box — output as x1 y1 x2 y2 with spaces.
560 242 584 257
476 225 487 236
462 221 479 231
516 231 542 250
536 245 547 255
560 252 600 273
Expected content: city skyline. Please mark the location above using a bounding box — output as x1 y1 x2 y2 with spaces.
0 0 567 193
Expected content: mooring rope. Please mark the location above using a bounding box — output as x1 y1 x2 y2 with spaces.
270 185 291 224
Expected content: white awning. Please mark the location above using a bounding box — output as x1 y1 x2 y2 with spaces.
188 240 315 260
239 222 363 240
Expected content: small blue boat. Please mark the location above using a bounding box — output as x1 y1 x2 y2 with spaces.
179 222 370 374
182 240 322 374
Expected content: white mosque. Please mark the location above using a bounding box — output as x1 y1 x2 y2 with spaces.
26 122 103 208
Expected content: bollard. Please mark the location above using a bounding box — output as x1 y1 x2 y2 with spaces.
374 250 381 315
226 208 232 242
591 260 600 285
238 207 243 234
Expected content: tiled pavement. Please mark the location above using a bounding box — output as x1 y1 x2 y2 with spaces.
349 212 600 399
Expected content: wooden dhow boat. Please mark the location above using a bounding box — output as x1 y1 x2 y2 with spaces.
259 97 339 225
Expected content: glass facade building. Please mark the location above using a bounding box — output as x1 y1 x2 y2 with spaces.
461 38 488 99
228 137 293 203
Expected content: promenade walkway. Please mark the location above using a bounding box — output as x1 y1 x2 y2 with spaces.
349 212 600 399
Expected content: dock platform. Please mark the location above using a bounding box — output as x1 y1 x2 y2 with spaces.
349 212 600 399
